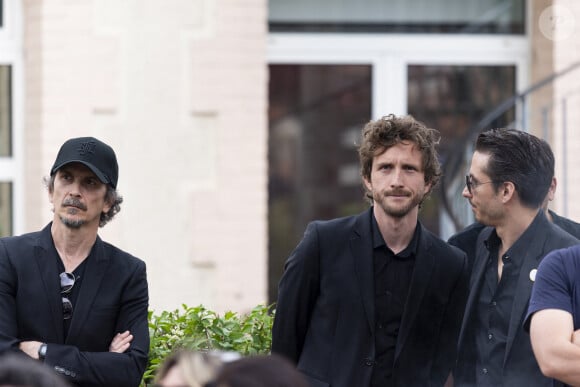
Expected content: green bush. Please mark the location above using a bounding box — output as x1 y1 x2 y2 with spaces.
141 304 274 386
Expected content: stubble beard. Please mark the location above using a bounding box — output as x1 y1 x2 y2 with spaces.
374 190 424 218
59 215 85 229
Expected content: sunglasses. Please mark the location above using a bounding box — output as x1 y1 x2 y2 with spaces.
465 175 496 195
60 272 76 320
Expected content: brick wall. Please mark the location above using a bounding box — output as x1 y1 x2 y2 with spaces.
22 0 268 313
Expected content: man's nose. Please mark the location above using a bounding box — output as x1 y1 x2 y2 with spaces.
462 185 471 198
390 168 404 186
68 181 82 196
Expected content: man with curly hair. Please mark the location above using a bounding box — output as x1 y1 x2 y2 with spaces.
272 114 469 387
0 137 149 387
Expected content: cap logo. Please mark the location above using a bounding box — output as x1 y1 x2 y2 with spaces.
77 141 96 156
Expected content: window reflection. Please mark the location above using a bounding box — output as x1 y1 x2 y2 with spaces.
269 0 525 34
0 182 12 237
0 65 11 157
408 65 516 234
268 64 371 302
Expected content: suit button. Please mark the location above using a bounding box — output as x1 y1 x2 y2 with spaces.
364 358 374 366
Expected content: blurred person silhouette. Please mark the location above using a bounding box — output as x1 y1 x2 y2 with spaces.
209 354 308 387
154 349 240 387
0 352 71 387
454 129 579 387
0 137 149 386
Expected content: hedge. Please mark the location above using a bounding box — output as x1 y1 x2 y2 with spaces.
141 304 274 386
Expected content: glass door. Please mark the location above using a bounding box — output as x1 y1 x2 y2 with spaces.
268 64 371 302
407 64 517 235
268 33 528 301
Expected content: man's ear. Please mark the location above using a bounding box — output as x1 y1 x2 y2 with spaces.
500 181 516 203
363 176 372 193
424 180 433 195
102 191 113 214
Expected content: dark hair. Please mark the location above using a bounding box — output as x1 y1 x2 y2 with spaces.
358 114 442 202
0 352 71 387
209 354 308 387
475 128 554 208
44 175 123 227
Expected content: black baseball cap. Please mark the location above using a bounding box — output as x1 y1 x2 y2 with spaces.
50 137 119 188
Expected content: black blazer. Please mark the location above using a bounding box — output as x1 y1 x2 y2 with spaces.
455 212 579 387
272 208 469 387
449 211 580 272
550 209 580 239
0 224 149 387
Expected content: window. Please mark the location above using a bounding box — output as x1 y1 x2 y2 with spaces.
269 0 525 34
268 64 371 302
0 65 11 157
0 0 22 236
0 65 11 236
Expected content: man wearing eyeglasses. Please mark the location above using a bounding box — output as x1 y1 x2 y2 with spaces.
449 176 580 272
0 137 149 387
453 129 579 387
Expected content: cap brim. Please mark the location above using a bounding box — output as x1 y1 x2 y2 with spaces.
51 160 111 185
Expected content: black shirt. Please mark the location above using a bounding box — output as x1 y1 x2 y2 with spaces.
474 213 541 386
55 247 90 338
370 215 419 387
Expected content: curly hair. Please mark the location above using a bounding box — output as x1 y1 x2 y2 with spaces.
44 175 123 227
358 114 442 202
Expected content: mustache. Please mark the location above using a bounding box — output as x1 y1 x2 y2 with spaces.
63 198 87 211
385 189 411 196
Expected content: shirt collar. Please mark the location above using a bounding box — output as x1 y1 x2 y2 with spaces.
484 209 545 257
371 212 421 258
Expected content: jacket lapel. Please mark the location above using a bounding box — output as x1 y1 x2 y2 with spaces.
351 208 375 335
66 236 109 343
458 227 491 348
503 218 549 363
395 224 434 359
34 224 65 343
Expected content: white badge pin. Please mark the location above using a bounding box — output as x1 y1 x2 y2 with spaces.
530 269 537 282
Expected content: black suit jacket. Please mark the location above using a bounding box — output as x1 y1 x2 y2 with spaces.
0 224 149 387
549 209 580 239
455 212 579 387
272 208 469 387
449 210 580 271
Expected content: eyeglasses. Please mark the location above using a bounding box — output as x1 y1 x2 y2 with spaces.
60 272 75 320
465 175 495 194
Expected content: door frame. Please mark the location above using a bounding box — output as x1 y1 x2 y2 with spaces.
268 32 529 237
268 33 529 121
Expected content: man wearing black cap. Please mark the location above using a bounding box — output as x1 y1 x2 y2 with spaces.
0 137 149 387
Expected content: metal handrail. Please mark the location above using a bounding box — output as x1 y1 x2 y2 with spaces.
440 60 580 231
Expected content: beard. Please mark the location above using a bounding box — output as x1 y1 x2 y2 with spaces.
58 198 88 229
59 215 85 229
471 202 503 227
373 188 425 218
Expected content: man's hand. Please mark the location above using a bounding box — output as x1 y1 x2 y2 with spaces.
109 330 133 353
19 340 43 359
